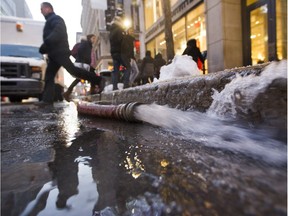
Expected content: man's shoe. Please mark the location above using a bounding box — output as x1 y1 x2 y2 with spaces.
34 101 54 107
62 91 71 102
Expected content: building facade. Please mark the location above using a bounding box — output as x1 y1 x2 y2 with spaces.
81 0 286 73
81 0 142 72
81 0 111 71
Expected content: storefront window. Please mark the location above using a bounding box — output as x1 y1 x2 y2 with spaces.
246 0 257 6
144 2 206 64
155 33 166 59
250 5 268 64
146 40 155 57
172 18 186 55
144 0 155 30
144 0 180 30
276 0 287 60
156 0 163 19
186 4 206 52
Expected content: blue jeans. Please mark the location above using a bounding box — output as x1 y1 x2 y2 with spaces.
112 53 130 90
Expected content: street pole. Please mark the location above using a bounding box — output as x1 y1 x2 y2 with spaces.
161 0 175 62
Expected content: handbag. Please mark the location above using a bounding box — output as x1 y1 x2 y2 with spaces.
197 58 203 70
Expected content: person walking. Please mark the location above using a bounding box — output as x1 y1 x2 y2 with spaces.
38 2 105 106
62 34 98 102
121 28 139 87
109 16 127 90
153 53 166 79
182 38 204 70
140 50 155 84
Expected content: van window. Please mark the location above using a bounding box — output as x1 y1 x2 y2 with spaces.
1 44 43 60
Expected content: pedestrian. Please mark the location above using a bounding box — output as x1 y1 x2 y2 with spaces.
37 2 105 106
62 34 98 102
182 38 204 70
140 50 155 84
121 28 139 86
109 16 127 90
133 59 143 86
153 53 166 79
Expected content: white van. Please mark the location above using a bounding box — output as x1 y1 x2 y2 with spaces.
0 16 64 102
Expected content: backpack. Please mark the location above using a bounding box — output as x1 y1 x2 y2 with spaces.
71 42 80 59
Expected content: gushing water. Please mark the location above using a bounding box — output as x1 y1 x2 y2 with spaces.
207 60 287 119
134 61 287 164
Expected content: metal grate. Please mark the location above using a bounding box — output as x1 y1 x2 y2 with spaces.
0 62 30 78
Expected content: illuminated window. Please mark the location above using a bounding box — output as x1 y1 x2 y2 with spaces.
172 18 186 55
144 2 206 63
186 4 206 52
146 40 155 57
156 0 163 19
250 5 268 64
246 0 258 6
144 0 155 30
144 0 179 30
276 0 287 60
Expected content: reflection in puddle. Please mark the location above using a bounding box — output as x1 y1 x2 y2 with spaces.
38 162 98 216
59 103 80 147
20 161 98 216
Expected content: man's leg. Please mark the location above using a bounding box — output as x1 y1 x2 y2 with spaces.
62 79 80 102
121 56 131 89
41 57 61 103
67 79 81 92
52 53 102 86
112 54 121 90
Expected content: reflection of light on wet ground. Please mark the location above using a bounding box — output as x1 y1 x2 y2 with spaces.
160 159 169 167
59 103 80 147
123 146 145 179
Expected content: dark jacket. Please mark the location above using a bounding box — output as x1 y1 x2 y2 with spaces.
76 40 92 65
153 53 166 79
182 39 204 64
121 34 135 60
141 51 155 78
109 22 124 55
40 12 70 56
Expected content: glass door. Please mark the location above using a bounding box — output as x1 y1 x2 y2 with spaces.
250 5 268 64
242 0 279 66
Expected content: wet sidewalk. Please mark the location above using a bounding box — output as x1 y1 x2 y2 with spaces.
1 102 286 216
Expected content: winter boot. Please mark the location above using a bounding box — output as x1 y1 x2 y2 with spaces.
62 90 72 102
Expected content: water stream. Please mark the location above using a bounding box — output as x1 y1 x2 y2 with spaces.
134 61 287 164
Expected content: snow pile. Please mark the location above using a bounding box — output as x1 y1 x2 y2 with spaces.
157 55 200 82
